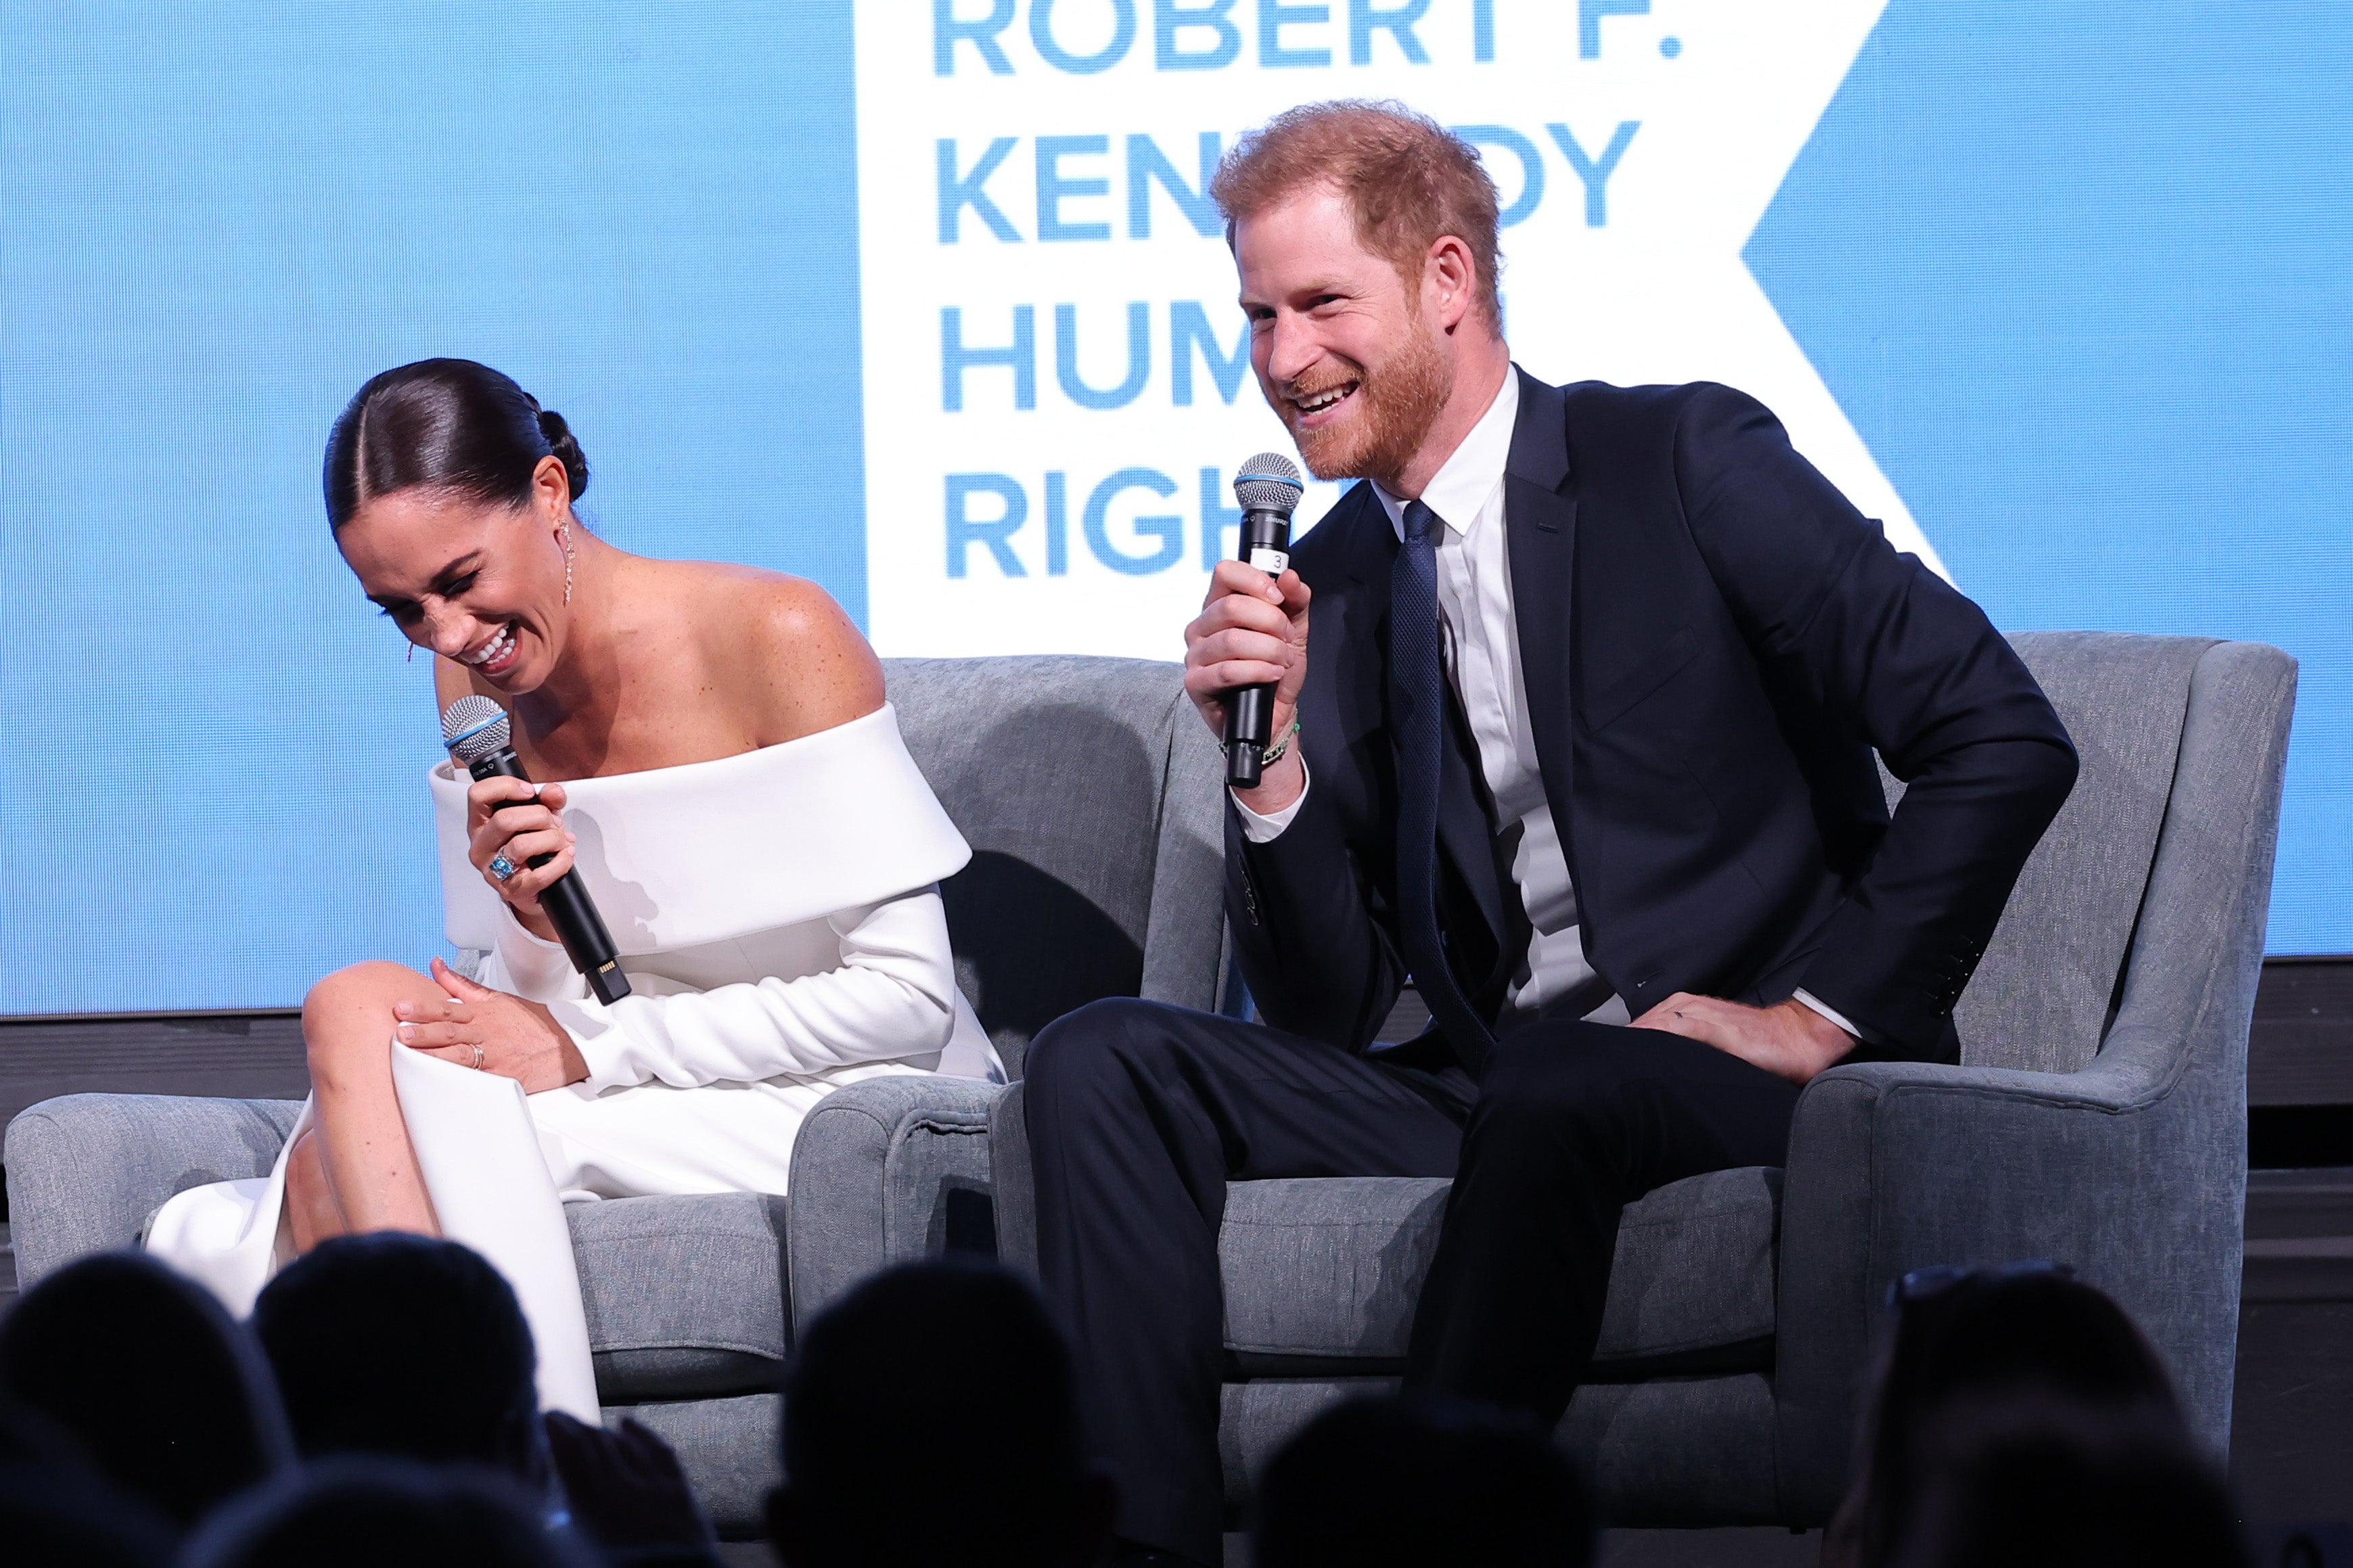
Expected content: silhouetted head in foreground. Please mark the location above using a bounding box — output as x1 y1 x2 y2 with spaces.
770 1259 1114 1568
1827 1264 2189 1568
1252 1396 1596 1568
0 1251 292 1529
1890 1395 2248 1568
181 1456 593 1568
0 1398 174 1567
252 1232 541 1480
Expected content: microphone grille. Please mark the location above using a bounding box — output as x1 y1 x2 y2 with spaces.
440 695 511 764
1233 453 1305 511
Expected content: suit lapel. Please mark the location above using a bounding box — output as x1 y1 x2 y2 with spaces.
1503 368 1579 855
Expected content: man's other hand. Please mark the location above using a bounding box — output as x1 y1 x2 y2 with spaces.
1629 993 1856 1085
1185 559 1312 814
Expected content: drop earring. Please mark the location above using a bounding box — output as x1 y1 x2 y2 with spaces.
561 525 575 606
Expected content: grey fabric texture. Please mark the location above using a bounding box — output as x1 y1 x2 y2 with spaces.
884 656 1226 1075
986 1078 1038 1279
1219 1179 1448 1358
606 1393 779 1540
1216 1374 1776 1524
1953 632 2215 1075
1219 1377 1400 1504
1777 636 2295 1517
1216 1169 1780 1364
4 1093 303 1287
783 1074 1002 1334
570 1193 789 1399
1556 1375 1780 1525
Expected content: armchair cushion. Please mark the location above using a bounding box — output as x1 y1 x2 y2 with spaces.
570 1193 789 1402
1218 1166 1781 1375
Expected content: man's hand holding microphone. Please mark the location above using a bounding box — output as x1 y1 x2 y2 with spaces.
1189 454 1312 812
1186 559 1312 814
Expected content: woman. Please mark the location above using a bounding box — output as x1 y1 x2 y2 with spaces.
149 359 997 1416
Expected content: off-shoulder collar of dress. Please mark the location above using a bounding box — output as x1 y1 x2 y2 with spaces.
430 704 969 954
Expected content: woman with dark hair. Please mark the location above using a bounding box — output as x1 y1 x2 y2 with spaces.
148 359 997 1416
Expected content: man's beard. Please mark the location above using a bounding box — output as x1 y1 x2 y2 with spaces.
1280 325 1453 487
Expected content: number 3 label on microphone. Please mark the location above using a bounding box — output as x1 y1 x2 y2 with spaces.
1249 547 1290 576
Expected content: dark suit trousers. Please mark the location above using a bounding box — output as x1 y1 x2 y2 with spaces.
1022 997 1803 1564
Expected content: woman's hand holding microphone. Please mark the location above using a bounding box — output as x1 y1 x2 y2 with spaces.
389 777 591 1091
467 777 576 943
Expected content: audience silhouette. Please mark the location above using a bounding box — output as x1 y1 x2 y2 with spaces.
0 1398 174 1567
0 1251 292 1531
252 1232 542 1479
1890 1393 2249 1568
1251 1395 1595 1568
1827 1263 2207 1568
768 1258 1116 1568
180 1456 597 1568
0 1229 2323 1566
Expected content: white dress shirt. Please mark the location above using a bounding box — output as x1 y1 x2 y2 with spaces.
1235 368 1859 1039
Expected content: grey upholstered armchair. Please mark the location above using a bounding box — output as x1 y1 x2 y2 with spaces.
4 655 1231 1536
988 632 2295 1525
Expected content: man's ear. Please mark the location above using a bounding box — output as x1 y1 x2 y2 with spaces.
1425 235 1478 334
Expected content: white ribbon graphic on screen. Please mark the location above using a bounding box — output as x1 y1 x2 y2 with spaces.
855 0 1936 659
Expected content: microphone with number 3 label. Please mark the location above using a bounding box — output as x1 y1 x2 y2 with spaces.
1223 453 1307 788
442 695 633 1005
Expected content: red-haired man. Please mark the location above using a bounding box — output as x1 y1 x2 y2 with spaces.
1021 101 2078 1567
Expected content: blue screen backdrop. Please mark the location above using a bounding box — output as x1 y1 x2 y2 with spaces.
0 5 865 1011
1746 0 2352 959
0 1 2344 1013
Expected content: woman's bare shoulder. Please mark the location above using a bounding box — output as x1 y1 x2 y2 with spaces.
660 560 884 743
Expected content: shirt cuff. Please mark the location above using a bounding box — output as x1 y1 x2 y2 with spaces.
1792 988 1862 1041
548 995 638 1094
495 903 589 1005
1230 756 1311 844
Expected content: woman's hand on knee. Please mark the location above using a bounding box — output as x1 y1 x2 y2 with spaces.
393 957 591 1093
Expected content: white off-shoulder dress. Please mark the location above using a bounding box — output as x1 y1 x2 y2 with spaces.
147 705 998 1419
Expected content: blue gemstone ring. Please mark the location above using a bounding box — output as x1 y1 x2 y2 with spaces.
487 854 517 883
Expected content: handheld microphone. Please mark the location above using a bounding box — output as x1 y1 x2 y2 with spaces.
441 696 633 1005
1224 453 1307 787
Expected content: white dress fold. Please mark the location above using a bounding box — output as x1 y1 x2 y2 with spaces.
148 704 995 1419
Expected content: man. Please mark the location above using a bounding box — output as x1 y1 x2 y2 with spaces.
1022 101 2077 1567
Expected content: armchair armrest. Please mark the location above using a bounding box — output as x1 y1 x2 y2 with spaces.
784 1076 1009 1335
5 1094 304 1288
1773 1036 2239 1517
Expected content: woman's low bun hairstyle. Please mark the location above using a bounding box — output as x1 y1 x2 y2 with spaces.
534 409 590 503
323 358 589 532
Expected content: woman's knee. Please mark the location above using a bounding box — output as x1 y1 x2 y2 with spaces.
301 961 429 1086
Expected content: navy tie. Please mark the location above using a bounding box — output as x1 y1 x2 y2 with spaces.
1391 499 1497 1074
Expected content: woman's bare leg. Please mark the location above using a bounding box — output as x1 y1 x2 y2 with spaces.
282 1129 346 1253
294 960 451 1239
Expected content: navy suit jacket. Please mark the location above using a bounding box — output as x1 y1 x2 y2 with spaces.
1225 371 2078 1069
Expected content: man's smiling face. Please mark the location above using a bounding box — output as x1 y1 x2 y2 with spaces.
1235 184 1452 488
